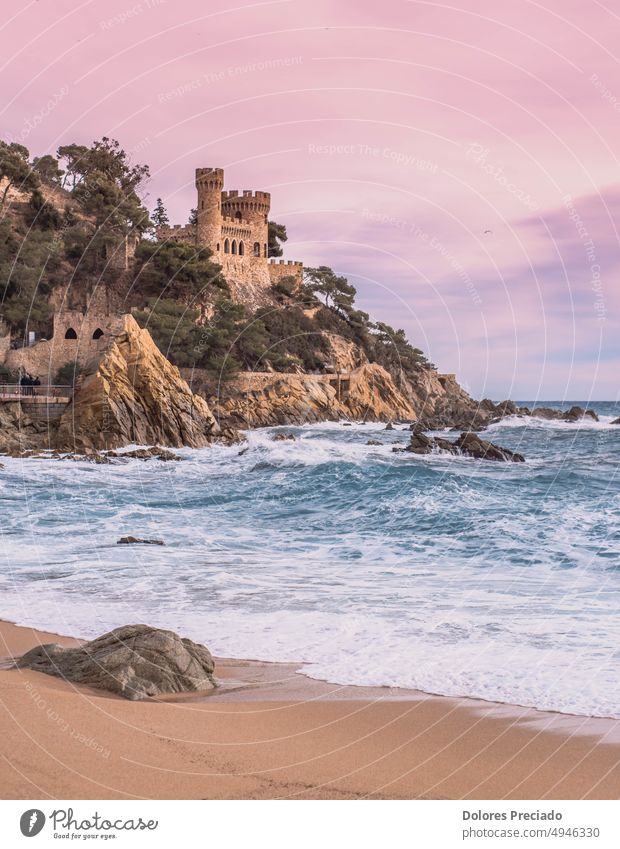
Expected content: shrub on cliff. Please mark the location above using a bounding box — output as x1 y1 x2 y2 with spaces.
131 239 227 302
133 299 202 366
0 142 39 209
254 305 331 372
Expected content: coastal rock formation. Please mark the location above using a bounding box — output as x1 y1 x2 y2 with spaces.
0 402 48 454
398 430 525 462
402 371 498 431
117 536 165 545
210 363 416 427
55 315 221 451
15 624 216 700
531 405 598 422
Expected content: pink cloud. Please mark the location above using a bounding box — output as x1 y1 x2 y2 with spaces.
2 0 619 398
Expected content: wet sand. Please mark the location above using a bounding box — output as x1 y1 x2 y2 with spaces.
1 620 619 799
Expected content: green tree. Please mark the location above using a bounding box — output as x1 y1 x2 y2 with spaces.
304 265 357 316
32 154 64 185
26 189 62 230
56 143 89 188
133 299 202 366
194 297 246 378
268 220 287 257
131 239 226 302
59 137 152 273
0 142 39 209
0 221 56 335
153 197 169 227
371 322 433 375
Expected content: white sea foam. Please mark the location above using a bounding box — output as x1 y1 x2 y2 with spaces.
1 412 620 718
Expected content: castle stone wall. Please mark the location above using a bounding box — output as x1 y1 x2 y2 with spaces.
161 167 303 304
2 304 124 381
268 260 304 288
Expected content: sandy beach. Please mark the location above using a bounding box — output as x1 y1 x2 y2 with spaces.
0 620 619 800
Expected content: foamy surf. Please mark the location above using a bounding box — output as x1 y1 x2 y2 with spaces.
1 401 619 718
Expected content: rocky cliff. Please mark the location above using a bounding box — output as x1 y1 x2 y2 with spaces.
209 363 416 427
55 315 222 451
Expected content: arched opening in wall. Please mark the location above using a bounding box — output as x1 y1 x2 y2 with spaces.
238 241 244 256
64 328 77 340
253 241 261 256
224 239 230 253
92 328 104 340
231 240 237 255
235 211 242 221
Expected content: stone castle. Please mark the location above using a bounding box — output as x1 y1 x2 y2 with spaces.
157 167 303 304
0 167 304 380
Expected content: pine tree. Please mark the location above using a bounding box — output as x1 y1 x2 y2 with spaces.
153 197 169 228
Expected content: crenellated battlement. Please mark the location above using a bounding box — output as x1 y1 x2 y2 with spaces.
156 223 196 245
221 190 270 202
164 166 302 304
269 259 303 267
196 167 224 186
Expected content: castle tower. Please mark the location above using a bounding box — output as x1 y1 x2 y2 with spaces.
195 167 224 251
221 189 271 258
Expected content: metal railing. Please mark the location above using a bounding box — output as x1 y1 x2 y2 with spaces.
0 383 73 399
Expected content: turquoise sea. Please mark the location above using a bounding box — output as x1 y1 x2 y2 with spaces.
2 401 619 717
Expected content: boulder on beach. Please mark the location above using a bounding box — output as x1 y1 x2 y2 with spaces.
15 624 216 700
272 432 296 441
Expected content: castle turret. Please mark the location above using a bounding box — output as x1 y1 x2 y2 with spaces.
195 167 224 251
221 189 271 258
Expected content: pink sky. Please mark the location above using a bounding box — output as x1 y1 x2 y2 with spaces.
2 0 619 399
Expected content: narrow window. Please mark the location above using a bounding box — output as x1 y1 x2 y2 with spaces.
231 240 237 255
239 241 244 256
224 239 230 253
253 241 260 256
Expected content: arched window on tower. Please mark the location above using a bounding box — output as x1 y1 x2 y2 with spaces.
231 240 237 254
92 328 104 340
235 210 242 221
253 241 261 257
64 328 77 340
224 239 230 253
238 241 244 256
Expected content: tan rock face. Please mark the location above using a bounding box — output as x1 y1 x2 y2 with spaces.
55 315 220 450
213 363 415 427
